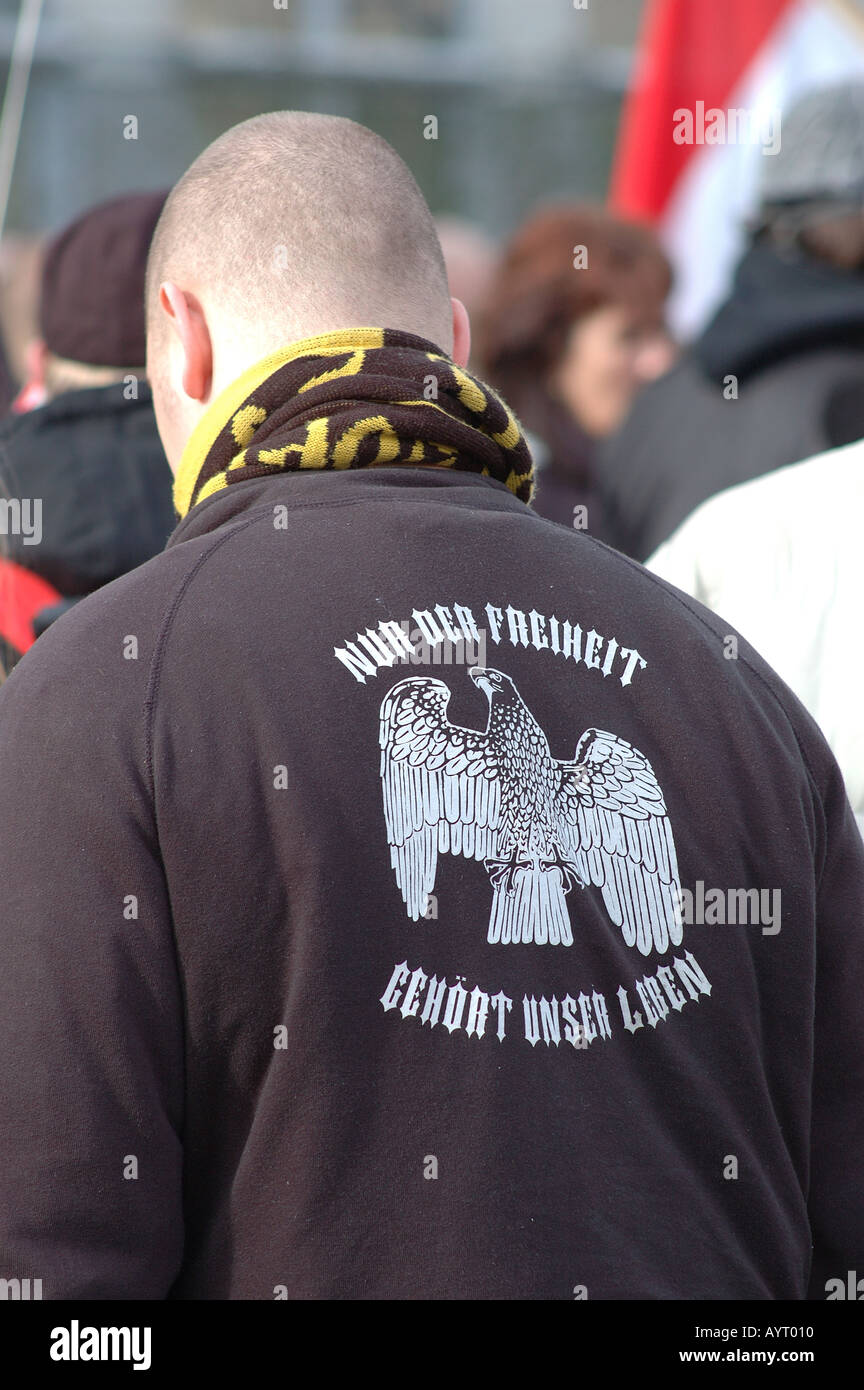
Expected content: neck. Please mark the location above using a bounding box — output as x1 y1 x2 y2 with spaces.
172 325 534 520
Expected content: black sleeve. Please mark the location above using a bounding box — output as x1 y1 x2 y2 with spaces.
0 609 185 1298
806 754 864 1298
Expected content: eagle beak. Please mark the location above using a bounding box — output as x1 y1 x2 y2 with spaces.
470 666 495 699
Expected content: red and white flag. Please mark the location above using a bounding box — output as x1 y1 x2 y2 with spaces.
611 0 864 337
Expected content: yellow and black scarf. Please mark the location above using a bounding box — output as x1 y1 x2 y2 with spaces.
173 327 534 519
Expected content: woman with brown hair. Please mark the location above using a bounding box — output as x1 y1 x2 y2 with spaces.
478 203 675 536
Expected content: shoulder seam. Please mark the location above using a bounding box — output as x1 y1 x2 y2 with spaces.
142 492 400 796
142 513 267 799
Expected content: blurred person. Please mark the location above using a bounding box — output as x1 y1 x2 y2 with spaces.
0 193 175 672
479 203 674 533
435 216 497 371
0 326 17 416
0 234 43 414
600 81 864 562
647 439 864 837
0 112 862 1301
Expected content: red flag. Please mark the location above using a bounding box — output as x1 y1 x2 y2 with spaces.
611 0 794 220
610 0 864 334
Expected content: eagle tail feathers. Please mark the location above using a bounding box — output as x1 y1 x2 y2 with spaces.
487 865 574 947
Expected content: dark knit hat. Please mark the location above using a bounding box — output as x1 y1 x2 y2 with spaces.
39 190 168 368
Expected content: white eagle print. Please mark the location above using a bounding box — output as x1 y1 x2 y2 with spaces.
379 667 683 955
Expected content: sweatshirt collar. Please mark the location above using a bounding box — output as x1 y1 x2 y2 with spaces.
166 463 528 550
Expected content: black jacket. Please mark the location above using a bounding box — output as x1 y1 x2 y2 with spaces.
598 244 864 561
0 464 862 1299
0 381 174 666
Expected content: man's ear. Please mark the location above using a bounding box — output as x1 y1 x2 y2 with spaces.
158 282 213 402
450 296 471 368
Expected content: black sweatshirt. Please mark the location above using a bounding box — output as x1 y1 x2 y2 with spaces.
0 465 862 1300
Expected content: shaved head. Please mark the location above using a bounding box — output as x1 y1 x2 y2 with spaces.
147 111 452 362
146 111 461 468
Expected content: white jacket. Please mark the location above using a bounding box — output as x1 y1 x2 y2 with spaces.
647 438 864 828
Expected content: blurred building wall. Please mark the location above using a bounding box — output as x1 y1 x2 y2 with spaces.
0 0 640 240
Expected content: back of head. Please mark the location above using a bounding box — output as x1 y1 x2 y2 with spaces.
756 81 864 268
147 111 452 392
41 190 168 382
759 81 864 211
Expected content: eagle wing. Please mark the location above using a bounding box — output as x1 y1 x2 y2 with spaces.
379 677 501 920
555 728 683 956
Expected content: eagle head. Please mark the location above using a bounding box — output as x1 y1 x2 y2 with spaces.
469 666 514 702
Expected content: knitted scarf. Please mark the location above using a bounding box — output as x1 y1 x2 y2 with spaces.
173 327 534 518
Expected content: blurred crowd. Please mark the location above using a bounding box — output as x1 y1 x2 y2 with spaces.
0 81 862 833
1 72 863 1308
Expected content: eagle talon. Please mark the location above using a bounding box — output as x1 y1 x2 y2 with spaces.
484 853 534 895
540 854 585 893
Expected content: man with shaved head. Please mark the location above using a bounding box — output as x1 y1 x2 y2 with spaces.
0 112 863 1302
146 113 462 467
